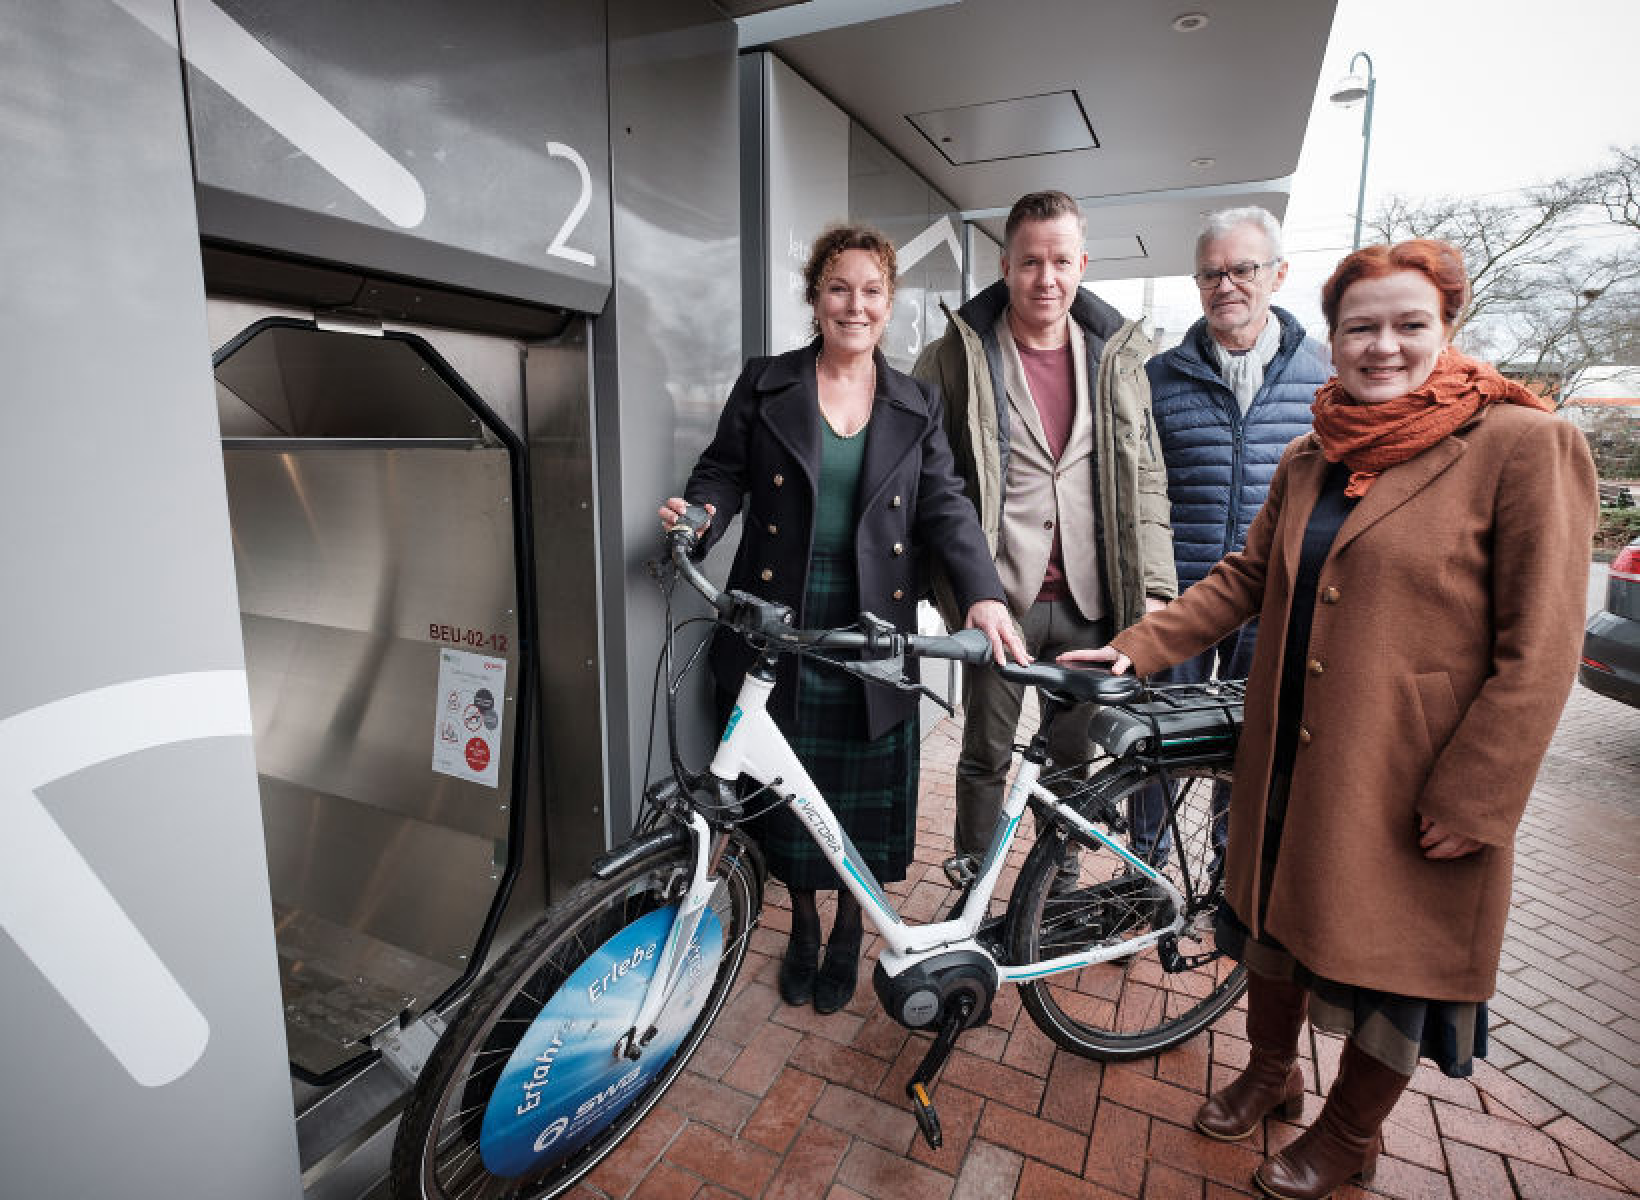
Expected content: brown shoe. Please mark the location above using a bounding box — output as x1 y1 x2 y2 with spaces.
1196 972 1308 1141
1253 1039 1410 1200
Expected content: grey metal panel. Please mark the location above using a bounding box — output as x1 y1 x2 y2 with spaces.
0 0 300 1194
526 329 609 892
739 52 770 361
183 0 613 311
599 0 743 838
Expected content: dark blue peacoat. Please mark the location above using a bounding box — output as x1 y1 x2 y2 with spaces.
684 340 1005 737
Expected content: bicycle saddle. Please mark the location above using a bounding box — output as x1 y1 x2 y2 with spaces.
994 660 1142 705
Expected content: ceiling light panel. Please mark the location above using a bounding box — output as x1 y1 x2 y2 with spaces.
908 90 1097 165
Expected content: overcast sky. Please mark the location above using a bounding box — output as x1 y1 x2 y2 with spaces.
1099 0 1640 343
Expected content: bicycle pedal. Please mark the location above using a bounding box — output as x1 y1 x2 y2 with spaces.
942 854 979 888
908 1082 943 1149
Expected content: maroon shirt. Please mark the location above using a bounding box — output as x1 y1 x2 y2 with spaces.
1016 340 1075 602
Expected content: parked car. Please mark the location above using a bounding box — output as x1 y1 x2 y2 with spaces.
1580 536 1640 708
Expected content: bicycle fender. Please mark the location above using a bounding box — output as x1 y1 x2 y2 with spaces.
591 827 690 879
590 826 767 895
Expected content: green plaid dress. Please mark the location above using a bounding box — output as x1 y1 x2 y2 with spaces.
751 420 918 890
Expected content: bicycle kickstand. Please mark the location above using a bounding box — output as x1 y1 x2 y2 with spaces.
905 994 975 1149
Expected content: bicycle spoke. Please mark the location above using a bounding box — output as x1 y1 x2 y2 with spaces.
1010 764 1245 1060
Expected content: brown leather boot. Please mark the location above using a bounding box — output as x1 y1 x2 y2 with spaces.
1195 972 1309 1141
1254 1039 1411 1199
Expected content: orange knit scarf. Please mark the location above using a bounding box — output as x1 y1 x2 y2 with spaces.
1311 347 1551 497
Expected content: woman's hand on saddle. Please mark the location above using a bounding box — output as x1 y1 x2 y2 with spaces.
1417 814 1484 860
658 497 714 531
965 600 1031 666
1057 645 1131 676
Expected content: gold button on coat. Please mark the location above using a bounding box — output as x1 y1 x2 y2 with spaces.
1298 726 1312 745
1322 586 1341 604
891 542 904 556
759 568 773 582
767 524 778 535
893 589 905 601
890 495 902 508
772 473 784 486
1307 659 1325 675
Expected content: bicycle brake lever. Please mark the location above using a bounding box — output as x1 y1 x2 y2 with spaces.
914 682 955 717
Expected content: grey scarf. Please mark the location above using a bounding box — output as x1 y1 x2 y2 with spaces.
1212 314 1282 415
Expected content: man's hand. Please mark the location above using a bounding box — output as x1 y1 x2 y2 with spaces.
965 600 1030 665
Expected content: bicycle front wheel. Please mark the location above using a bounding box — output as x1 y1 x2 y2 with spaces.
390 832 760 1200
1008 763 1245 1061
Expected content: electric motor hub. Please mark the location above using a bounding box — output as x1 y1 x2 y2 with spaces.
872 950 997 1030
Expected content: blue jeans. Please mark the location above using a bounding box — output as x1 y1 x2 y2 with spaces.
1127 621 1257 872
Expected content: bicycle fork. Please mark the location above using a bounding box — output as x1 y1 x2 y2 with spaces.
618 809 723 1060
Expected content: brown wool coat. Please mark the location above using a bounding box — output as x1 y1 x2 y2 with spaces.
1112 404 1597 1001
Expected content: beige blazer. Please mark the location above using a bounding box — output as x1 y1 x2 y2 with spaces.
992 315 1105 619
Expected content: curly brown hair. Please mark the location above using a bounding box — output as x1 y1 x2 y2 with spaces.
802 224 898 311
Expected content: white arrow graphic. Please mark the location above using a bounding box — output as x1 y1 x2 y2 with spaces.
113 0 427 228
0 671 253 1087
896 215 963 276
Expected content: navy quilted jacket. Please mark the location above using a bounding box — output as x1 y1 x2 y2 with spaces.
1146 307 1330 590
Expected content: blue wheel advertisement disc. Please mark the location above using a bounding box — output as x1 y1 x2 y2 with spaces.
478 902 724 1177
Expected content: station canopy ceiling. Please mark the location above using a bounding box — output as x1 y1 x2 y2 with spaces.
731 0 1339 280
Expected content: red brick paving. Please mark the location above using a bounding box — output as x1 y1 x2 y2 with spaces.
579 677 1639 1197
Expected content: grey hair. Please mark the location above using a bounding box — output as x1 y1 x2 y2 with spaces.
1195 206 1284 261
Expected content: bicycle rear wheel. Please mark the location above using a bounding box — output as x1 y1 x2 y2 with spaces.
390 832 760 1200
1008 763 1245 1061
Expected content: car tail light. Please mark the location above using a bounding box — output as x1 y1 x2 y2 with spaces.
1613 544 1640 584
1581 655 1613 673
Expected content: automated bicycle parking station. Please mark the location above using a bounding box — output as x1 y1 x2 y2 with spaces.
4 4 1349 1197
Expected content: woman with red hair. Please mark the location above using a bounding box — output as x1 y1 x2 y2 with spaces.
1064 240 1596 1198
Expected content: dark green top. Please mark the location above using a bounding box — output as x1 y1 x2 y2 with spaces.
811 415 869 554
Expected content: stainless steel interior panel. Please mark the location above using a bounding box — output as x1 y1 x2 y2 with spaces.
217 326 492 440
218 321 528 1079
234 610 512 841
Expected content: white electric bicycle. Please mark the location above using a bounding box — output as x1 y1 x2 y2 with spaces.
391 505 1246 1199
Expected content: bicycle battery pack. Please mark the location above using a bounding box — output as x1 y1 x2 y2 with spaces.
1089 691 1242 761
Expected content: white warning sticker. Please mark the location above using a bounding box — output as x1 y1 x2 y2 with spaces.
432 648 507 787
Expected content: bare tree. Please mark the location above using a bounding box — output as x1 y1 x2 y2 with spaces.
1367 145 1640 405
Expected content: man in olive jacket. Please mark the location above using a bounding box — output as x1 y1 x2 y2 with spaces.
913 191 1176 859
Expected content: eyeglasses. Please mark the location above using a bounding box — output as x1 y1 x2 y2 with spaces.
1192 259 1280 289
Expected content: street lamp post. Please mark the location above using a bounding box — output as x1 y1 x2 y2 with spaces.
1329 51 1377 250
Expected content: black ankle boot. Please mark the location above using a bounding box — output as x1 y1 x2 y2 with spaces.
779 935 819 1006
813 930 861 1014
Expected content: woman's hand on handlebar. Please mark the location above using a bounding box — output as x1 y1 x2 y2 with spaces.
1057 645 1132 676
964 599 1030 665
659 497 714 531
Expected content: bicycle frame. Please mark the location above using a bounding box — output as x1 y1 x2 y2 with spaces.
625 666 1189 1043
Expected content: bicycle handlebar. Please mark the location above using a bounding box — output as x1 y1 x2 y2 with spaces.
665 505 1140 704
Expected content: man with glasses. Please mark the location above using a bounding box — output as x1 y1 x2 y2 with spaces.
1129 206 1330 870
